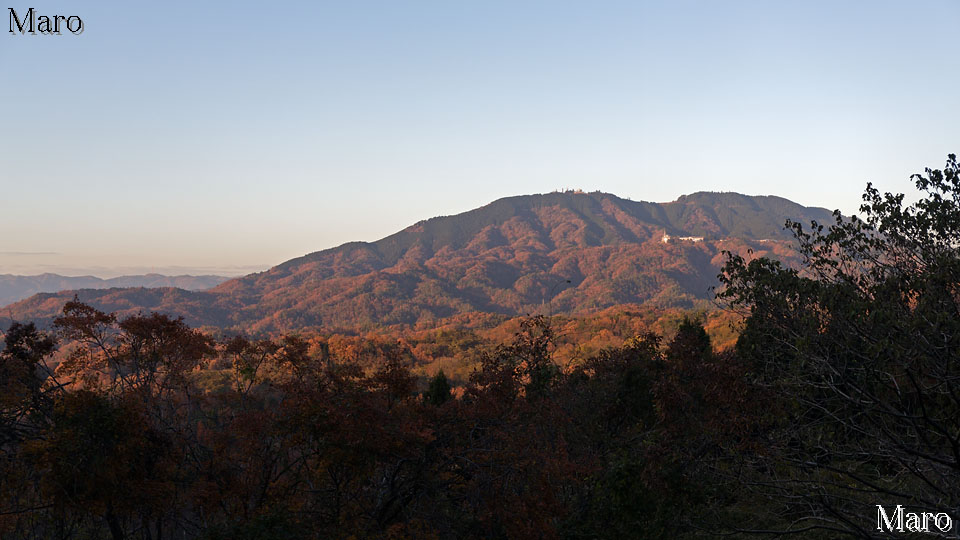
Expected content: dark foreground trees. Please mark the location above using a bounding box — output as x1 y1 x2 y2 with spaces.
718 154 960 536
0 305 740 539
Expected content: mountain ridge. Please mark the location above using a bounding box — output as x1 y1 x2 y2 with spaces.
3 191 834 332
0 273 229 308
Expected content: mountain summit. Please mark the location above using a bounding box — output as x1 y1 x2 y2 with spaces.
4 191 834 332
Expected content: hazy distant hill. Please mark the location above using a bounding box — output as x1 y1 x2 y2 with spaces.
3 191 835 332
0 273 229 307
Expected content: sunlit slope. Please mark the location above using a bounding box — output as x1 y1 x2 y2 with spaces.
4 191 833 332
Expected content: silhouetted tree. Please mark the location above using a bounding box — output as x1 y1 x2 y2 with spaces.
426 369 451 405
0 322 57 447
718 154 960 536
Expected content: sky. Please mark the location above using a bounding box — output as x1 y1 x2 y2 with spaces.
2 1 958 277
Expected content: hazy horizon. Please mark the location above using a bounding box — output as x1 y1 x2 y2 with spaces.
0 261 266 280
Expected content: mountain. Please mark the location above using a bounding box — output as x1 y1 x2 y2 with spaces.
2 191 835 332
0 273 229 308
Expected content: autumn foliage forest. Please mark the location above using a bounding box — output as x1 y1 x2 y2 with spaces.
3 155 960 538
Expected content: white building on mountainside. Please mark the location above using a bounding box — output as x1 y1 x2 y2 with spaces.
661 231 703 244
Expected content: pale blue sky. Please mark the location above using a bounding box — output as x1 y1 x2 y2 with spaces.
2 1 958 276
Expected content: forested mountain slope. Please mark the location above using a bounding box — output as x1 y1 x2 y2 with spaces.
3 191 833 332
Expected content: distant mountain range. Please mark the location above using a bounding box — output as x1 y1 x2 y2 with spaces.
2 191 835 332
0 273 229 308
